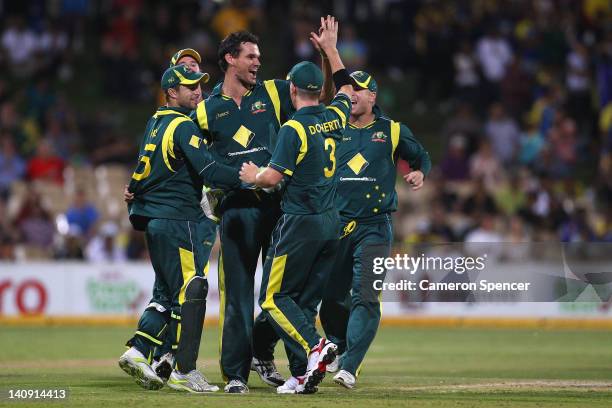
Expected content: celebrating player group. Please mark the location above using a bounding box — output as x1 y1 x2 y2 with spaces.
119 15 430 395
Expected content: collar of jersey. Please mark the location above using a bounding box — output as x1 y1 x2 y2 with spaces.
295 103 325 115
348 104 384 129
155 106 192 118
210 80 260 99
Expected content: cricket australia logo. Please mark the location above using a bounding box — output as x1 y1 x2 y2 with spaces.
251 100 267 114
371 131 387 142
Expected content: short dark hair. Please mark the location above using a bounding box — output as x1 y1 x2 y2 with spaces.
217 31 259 72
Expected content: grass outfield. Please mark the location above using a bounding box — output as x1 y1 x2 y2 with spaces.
0 326 611 407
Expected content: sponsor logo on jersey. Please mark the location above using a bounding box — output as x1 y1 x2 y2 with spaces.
251 100 267 114
347 153 369 175
371 131 387 142
227 146 267 157
216 111 229 119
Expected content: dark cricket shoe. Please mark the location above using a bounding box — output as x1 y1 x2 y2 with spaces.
251 357 285 386
224 379 249 394
151 352 174 382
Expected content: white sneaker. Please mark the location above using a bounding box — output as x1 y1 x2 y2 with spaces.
326 352 344 373
224 379 249 394
276 376 305 394
118 347 164 390
167 369 219 393
251 358 285 386
151 353 174 382
299 338 337 394
333 370 356 389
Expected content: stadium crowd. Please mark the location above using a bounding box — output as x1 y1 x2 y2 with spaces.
0 0 611 261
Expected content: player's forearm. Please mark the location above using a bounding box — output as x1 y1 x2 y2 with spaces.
200 161 241 190
255 167 283 189
324 48 346 75
319 54 334 105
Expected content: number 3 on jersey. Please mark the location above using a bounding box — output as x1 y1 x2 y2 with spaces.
324 138 336 178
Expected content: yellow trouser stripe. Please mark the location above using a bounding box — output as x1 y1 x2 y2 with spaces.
261 254 310 355
217 250 227 382
264 80 281 124
203 261 210 278
390 121 400 163
135 330 162 345
178 248 196 305
176 322 182 344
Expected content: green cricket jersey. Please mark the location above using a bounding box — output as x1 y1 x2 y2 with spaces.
127 106 240 228
191 80 294 171
335 106 431 221
268 93 352 215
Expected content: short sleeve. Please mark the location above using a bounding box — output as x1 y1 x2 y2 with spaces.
268 120 307 177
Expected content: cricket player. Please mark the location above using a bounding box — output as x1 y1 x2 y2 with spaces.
123 48 222 382
319 70 431 389
119 64 242 393
190 31 296 393
239 16 354 394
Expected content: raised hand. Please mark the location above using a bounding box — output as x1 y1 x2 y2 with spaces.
310 15 338 55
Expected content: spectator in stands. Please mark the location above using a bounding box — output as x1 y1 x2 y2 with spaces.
453 40 480 107
469 139 504 192
442 103 482 157
500 56 533 117
519 120 546 167
337 24 368 72
0 198 17 260
26 139 65 184
211 0 254 39
547 110 578 177
1 16 38 76
65 188 99 240
85 221 127 262
0 135 25 199
560 207 595 242
17 200 55 249
484 102 520 165
565 40 593 128
440 134 470 181
462 178 498 218
476 26 513 104
494 173 527 216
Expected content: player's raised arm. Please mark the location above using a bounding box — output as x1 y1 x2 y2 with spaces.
310 15 353 97
311 17 335 105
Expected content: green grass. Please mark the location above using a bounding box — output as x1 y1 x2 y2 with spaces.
0 326 611 407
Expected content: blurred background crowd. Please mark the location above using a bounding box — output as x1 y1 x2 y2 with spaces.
0 0 611 262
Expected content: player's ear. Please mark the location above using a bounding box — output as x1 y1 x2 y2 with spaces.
167 87 178 99
225 52 234 68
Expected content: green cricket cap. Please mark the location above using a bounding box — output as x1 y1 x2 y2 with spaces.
287 61 323 92
350 70 377 92
161 64 208 90
170 48 202 66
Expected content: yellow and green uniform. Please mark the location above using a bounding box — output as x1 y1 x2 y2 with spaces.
320 105 431 376
126 105 240 362
192 79 294 383
259 92 351 377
